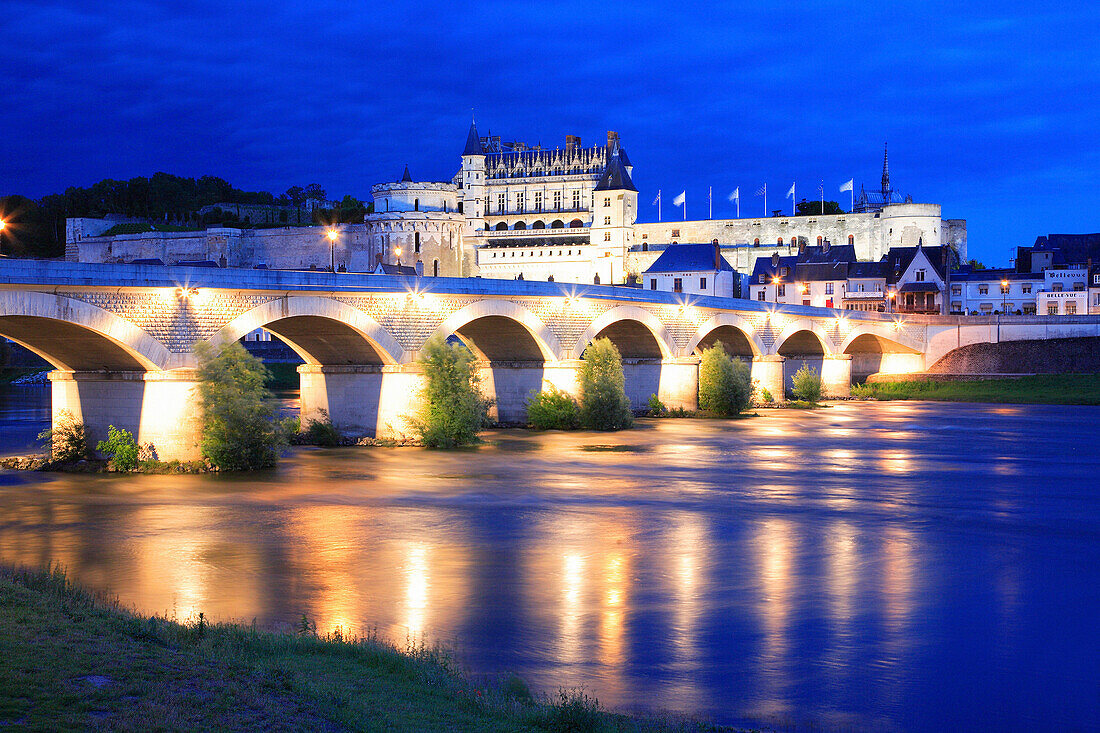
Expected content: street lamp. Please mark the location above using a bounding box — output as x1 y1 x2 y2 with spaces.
326 228 338 272
798 282 807 304
887 289 896 313
394 246 402 266
772 275 781 304
1001 279 1009 314
0 219 6 257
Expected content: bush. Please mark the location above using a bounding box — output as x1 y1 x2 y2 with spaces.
850 382 876 398
526 386 579 430
698 346 753 416
578 338 632 431
298 409 341 446
645 393 667 417
37 409 91 463
195 341 279 471
96 425 139 471
411 336 492 448
791 362 823 403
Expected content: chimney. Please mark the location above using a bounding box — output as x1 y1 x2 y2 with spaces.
606 131 619 150
565 135 580 153
714 241 720 271
798 238 806 255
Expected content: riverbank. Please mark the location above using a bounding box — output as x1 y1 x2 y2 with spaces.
0 565 736 732
852 373 1100 404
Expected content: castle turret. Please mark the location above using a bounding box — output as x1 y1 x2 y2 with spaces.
591 150 638 283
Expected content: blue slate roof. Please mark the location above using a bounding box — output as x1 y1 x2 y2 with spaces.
644 244 733 273
462 122 484 156
750 254 799 279
594 151 637 192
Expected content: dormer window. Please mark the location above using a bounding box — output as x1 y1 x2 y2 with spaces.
916 269 926 282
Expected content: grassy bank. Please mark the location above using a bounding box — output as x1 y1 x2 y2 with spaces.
852 373 1100 405
0 565 734 732
0 367 47 385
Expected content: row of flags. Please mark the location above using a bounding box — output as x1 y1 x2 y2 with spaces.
651 179 856 220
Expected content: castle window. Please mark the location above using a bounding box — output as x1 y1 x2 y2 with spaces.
778 238 783 245
570 219 583 228
514 221 526 230
495 222 507 230
573 190 581 209
553 191 561 210
603 197 611 207
458 202 463 214
604 232 611 241
516 193 525 213
414 232 420 253
712 239 718 245
604 216 611 225
534 192 542 211
433 260 439 276
754 238 759 245
848 235 854 244
817 236 822 245
414 199 419 212
497 194 505 213
672 229 680 238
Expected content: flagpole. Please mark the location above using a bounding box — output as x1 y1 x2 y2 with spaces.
764 184 767 218
709 186 712 220
658 190 662 222
851 184 854 214
736 192 740 219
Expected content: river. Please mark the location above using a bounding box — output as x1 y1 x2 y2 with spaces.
0 385 1097 732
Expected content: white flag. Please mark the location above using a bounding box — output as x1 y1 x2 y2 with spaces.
839 178 853 193
673 191 686 207
651 191 661 206
786 183 796 199
728 187 739 202
754 185 766 196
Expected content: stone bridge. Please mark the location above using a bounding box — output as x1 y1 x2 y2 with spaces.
3 260 1099 460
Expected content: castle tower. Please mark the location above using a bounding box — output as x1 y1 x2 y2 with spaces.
591 149 638 283
461 121 486 228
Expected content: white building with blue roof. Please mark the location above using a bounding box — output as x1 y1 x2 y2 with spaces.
642 243 738 298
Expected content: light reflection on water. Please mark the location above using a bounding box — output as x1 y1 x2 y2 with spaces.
0 388 1098 732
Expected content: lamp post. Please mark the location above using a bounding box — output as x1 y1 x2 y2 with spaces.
394 246 402 267
326 228 338 272
0 219 6 257
798 282 807 305
887 289 896 314
772 275 781 304
1001 279 1009 314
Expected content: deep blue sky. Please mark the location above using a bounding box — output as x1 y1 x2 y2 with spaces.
3 1 1097 265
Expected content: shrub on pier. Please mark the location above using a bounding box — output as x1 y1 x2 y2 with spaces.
698 346 753 416
96 425 139 472
578 338 633 431
412 336 492 448
195 342 278 470
37 409 91 463
791 362 824 403
526 385 579 430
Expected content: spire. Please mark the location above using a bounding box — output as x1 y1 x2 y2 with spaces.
594 150 637 192
881 142 890 196
462 121 484 156
401 164 412 183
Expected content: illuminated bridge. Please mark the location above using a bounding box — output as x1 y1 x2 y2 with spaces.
3 260 1099 460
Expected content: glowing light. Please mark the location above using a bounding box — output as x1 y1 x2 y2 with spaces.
394 246 402 258
798 282 807 294
0 219 5 231
326 228 338 242
174 287 201 301
893 320 904 331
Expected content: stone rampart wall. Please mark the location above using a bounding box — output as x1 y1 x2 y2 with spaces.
927 337 1100 374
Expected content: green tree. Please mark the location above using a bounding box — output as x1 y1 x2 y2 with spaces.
791 362 823 403
194 342 278 470
967 259 986 270
578 338 633 430
526 385 579 430
411 336 492 448
37 409 90 463
698 346 753 416
796 199 845 216
96 425 139 471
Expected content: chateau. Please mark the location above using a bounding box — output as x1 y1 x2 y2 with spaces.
66 123 967 282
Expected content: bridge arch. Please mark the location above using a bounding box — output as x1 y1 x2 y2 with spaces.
839 324 923 355
0 291 171 371
685 314 764 359
429 300 563 423
208 296 404 365
774 318 834 356
571 305 674 360
841 325 924 381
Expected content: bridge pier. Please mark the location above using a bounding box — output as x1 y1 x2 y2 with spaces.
298 365 384 437
821 354 853 398
876 352 926 376
476 361 546 424
49 369 202 461
751 355 785 401
657 357 700 411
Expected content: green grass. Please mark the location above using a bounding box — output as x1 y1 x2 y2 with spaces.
851 373 1100 405
0 565 738 732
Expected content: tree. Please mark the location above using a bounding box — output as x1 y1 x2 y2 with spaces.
411 336 492 448
194 341 278 470
790 362 823 403
578 338 633 430
96 425 139 471
526 385 579 430
304 183 327 204
698 346 753 416
967 259 986 270
796 199 845 216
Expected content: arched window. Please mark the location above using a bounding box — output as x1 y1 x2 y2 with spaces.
711 238 718 245
532 220 545 229
817 236 823 245
495 222 508 230
414 232 420 253
514 221 526 230
777 237 783 244
433 259 439 276
550 220 564 229
754 238 760 245
458 202 463 214
570 219 583 228
414 198 419 212
790 238 796 245
848 235 854 244
642 242 648 251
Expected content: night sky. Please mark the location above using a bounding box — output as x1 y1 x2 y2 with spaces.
3 1 1097 265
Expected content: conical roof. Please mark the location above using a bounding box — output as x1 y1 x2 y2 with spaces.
401 164 413 182
594 151 637 192
462 122 484 156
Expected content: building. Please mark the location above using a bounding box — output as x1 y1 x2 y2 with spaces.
642 243 738 298
948 268 1041 315
66 124 967 283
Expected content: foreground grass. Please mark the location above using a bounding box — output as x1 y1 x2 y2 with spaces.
0 565 735 732
851 373 1100 405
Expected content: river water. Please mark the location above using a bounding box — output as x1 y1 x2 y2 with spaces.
0 385 1097 732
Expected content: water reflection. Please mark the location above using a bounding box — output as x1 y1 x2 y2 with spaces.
1 393 1098 731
